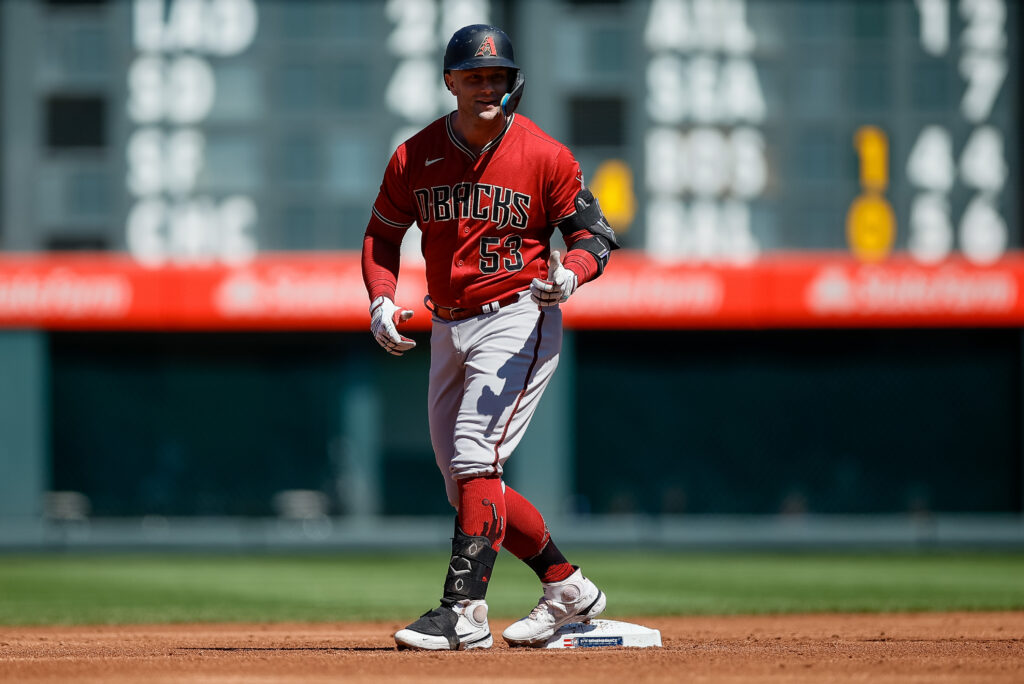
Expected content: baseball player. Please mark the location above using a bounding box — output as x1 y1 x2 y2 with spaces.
361 24 619 651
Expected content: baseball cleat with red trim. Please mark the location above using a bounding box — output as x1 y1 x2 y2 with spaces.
502 568 606 647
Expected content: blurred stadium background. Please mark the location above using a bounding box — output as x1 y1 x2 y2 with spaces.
1 0 1022 552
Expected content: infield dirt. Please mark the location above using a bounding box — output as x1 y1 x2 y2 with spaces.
2 611 1022 683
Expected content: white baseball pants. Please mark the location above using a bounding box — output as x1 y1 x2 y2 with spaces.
427 291 562 507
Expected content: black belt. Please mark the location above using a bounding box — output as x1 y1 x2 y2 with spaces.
425 293 522 321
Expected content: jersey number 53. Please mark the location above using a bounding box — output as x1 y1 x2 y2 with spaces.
479 235 524 273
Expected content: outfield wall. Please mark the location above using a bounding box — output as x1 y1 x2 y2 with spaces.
0 325 1021 552
44 328 1024 518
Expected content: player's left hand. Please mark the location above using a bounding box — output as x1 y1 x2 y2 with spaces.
370 296 416 356
530 251 578 306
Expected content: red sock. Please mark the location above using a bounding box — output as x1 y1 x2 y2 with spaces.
502 485 548 558
457 476 506 550
503 485 574 583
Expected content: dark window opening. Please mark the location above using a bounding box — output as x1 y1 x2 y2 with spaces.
45 0 109 6
45 95 107 149
45 234 109 251
568 96 626 147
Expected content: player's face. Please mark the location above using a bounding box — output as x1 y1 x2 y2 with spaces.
446 67 511 121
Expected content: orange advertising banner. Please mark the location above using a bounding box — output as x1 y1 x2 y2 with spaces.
1 251 1022 331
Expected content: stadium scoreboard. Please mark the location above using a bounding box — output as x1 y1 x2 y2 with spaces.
0 0 1018 269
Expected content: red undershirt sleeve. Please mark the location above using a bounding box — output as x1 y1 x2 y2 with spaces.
361 225 403 303
361 144 415 303
562 229 602 285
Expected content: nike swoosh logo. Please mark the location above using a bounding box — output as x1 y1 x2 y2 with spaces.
425 157 444 166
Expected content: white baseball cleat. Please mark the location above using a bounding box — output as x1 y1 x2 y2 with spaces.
502 568 606 647
394 599 493 651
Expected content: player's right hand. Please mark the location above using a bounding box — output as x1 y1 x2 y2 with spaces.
530 251 578 307
369 296 416 356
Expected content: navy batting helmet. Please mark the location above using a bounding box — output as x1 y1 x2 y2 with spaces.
443 24 525 116
443 24 519 73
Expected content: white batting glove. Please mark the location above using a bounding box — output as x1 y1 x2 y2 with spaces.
530 251 578 306
369 296 416 356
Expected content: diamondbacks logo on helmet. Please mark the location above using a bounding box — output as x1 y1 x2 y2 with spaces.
475 36 497 57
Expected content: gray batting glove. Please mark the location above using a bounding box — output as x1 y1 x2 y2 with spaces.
369 296 416 356
530 251 578 306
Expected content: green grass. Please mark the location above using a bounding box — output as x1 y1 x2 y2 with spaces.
1 551 1023 626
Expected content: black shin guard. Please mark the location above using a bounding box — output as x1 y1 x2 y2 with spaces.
441 523 498 605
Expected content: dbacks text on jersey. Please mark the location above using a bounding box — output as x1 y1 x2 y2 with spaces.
414 182 532 229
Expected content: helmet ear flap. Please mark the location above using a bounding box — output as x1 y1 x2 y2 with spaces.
501 71 525 117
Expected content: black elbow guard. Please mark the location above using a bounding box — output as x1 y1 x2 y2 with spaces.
558 187 619 277
572 235 613 276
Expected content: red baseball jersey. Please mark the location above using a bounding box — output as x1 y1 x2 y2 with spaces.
362 113 594 309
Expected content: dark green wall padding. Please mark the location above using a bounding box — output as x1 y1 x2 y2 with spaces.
576 329 1022 515
47 329 1023 517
